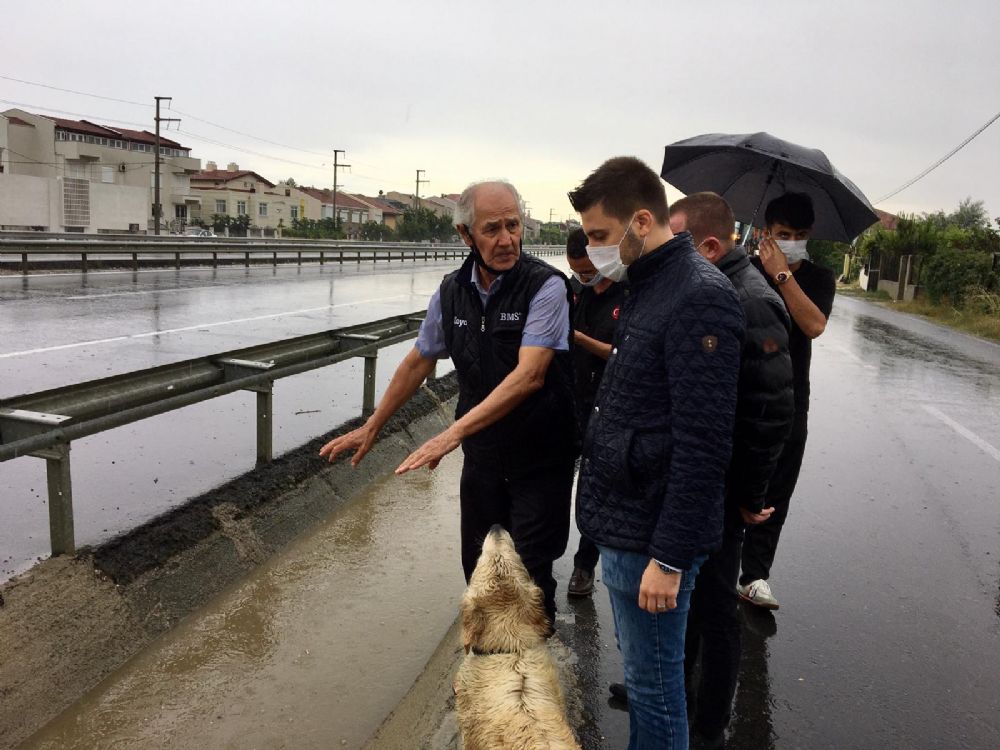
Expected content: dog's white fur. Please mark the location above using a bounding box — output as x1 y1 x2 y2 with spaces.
456 526 581 750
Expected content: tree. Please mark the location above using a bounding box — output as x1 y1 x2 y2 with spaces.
947 197 989 231
395 207 455 242
280 177 297 187
360 220 394 241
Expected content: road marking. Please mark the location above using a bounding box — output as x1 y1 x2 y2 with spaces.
0 294 411 359
922 405 1000 463
65 285 227 300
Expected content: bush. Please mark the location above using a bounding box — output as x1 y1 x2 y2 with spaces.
921 247 993 307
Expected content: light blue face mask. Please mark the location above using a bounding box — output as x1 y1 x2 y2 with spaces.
776 239 810 264
571 269 604 287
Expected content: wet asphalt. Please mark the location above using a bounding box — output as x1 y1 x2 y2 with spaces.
2 264 1000 748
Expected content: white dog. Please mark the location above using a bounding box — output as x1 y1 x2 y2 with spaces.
455 525 581 750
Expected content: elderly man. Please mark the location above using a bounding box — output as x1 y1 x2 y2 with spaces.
568 157 744 749
670 192 794 749
320 180 576 626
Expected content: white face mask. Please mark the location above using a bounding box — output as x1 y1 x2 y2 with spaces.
776 239 810 264
571 269 604 287
586 214 643 283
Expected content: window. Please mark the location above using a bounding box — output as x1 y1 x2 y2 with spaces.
215 200 226 214
101 166 114 184
290 206 298 220
237 200 247 216
175 204 188 219
258 203 268 218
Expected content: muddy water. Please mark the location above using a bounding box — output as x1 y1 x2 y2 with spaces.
23 453 465 750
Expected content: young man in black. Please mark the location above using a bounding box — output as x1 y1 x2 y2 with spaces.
739 192 836 610
670 192 794 748
564 228 627 597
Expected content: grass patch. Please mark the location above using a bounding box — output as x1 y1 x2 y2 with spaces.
835 283 1000 342
891 299 1000 342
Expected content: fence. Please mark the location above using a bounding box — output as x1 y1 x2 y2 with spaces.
0 312 430 557
0 237 562 273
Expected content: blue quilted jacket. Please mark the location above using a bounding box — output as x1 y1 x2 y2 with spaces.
576 232 745 570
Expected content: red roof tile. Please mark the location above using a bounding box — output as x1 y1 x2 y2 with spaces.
192 169 275 188
299 187 371 210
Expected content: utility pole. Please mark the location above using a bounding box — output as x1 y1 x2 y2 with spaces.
154 96 180 235
415 169 428 209
549 208 555 223
332 149 350 235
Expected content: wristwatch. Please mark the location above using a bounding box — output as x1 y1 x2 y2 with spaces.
775 270 792 285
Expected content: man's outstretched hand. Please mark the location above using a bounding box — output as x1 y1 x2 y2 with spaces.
319 421 379 467
394 427 462 475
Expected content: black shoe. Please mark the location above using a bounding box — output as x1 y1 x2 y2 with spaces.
608 682 628 702
568 567 595 597
690 728 726 750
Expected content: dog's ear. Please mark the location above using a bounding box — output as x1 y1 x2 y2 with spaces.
461 595 486 651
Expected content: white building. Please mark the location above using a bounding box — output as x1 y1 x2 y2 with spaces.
0 109 201 233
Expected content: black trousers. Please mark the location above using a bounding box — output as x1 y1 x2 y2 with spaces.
685 511 744 738
460 456 574 624
740 410 809 585
572 535 600 573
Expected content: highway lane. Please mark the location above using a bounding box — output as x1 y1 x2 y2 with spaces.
2 260 527 579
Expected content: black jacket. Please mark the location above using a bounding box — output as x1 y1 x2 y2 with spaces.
718 248 795 514
576 233 745 569
440 251 576 476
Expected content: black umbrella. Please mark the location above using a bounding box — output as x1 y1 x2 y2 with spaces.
660 132 879 243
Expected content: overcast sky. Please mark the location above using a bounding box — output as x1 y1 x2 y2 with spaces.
5 0 999 228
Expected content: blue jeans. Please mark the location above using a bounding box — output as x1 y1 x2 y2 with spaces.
600 546 705 750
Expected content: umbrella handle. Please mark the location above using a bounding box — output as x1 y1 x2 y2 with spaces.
741 161 780 246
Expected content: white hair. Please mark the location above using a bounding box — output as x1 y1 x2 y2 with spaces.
454 180 525 229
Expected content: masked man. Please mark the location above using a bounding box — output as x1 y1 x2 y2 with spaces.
739 191 836 610
569 157 744 749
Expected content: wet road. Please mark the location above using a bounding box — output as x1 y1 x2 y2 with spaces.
4 265 1000 747
564 295 1000 749
1 262 484 579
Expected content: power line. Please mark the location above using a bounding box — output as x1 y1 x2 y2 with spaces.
1 73 331 158
875 109 1000 204
0 74 149 107
0 99 149 128
1 76 402 184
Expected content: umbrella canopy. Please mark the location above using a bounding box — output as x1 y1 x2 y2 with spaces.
661 132 879 243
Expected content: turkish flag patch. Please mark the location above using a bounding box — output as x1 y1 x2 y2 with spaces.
612 305 620 320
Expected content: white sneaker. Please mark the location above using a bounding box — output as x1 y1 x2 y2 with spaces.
737 579 779 610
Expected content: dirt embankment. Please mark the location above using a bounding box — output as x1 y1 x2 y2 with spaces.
0 375 458 750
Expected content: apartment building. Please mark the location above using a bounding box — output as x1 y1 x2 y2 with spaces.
0 108 201 232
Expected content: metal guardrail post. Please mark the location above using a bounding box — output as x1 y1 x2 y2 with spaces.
212 252 218 268
255 385 273 465
320 251 325 265
21 252 29 274
362 353 378 417
175 252 181 270
34 443 75 556
132 252 139 271
244 252 250 268
81 253 88 273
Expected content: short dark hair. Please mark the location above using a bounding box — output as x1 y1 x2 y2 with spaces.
566 228 588 259
669 192 736 248
764 192 814 230
567 156 669 224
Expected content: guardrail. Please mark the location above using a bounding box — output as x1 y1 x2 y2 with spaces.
0 312 429 557
0 239 562 272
